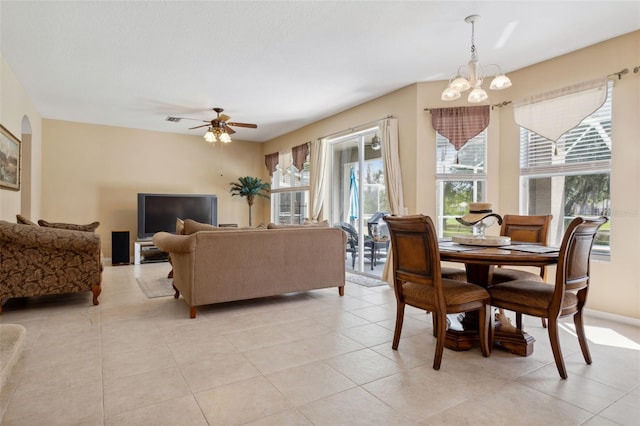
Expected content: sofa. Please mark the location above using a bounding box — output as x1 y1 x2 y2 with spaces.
152 221 347 318
0 220 102 313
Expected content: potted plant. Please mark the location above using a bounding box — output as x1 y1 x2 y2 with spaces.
229 176 270 226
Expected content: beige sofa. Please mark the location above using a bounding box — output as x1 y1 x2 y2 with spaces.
152 224 347 318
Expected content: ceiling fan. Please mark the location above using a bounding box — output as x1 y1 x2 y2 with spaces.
166 107 257 143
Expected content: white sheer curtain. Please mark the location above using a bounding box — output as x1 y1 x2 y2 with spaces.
379 117 405 285
309 138 328 220
513 77 608 141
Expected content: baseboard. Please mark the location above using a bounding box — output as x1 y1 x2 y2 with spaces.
585 308 640 327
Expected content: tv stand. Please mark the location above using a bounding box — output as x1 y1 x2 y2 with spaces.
134 240 169 264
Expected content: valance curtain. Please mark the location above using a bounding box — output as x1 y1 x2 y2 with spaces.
264 153 279 177
378 117 405 286
513 77 608 142
309 138 327 221
292 142 310 172
430 106 490 151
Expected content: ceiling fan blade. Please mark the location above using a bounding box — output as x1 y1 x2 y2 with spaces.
188 123 210 130
227 122 258 129
219 114 231 122
224 126 236 135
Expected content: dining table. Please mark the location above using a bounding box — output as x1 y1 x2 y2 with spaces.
438 240 560 356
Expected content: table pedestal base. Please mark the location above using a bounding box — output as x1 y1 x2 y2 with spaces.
443 311 535 356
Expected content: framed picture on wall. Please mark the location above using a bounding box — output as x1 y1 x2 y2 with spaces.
0 124 21 191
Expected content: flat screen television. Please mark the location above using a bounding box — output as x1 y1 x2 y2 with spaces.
137 193 218 240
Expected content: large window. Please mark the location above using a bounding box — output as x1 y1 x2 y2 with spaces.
436 131 487 237
520 84 612 255
270 152 310 225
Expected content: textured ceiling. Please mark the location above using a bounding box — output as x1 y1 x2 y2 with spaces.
1 1 638 142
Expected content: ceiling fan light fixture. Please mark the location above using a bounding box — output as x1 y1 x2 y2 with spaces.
204 127 216 143
219 131 232 143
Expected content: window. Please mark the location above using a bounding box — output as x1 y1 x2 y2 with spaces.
520 83 612 255
270 151 310 225
436 131 487 237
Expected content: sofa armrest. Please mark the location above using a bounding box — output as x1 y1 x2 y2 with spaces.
152 232 196 254
0 221 100 252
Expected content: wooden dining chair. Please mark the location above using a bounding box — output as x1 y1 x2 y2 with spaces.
491 214 553 329
488 216 608 379
384 215 491 370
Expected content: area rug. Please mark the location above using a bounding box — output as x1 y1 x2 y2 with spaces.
136 276 175 298
346 273 387 288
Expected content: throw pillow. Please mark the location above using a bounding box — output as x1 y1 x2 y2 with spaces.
37 219 100 233
176 218 185 235
16 214 38 226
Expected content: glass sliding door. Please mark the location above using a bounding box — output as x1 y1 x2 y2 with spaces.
329 128 388 277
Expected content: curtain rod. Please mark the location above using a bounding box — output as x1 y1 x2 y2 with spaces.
319 115 394 140
424 102 510 111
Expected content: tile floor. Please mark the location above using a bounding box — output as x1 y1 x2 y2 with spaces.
0 262 638 425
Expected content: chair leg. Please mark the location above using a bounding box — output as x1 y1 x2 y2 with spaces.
574 310 592 365
433 311 447 370
392 302 405 350
478 305 491 357
547 317 568 379
431 312 437 337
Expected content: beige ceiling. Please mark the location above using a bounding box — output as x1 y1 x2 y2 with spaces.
1 1 639 142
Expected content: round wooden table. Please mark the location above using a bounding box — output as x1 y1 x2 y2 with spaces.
439 244 559 356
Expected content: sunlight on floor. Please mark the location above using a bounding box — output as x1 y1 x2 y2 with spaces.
560 323 640 351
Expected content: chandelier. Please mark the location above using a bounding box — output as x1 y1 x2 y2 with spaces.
204 126 232 143
441 15 512 103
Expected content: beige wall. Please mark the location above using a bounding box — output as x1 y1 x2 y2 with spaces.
264 32 640 318
41 120 266 257
0 54 42 220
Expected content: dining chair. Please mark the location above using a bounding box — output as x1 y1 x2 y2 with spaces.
384 214 491 370
487 216 608 379
491 214 553 329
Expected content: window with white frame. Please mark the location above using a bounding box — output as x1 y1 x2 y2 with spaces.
436 131 487 237
520 83 612 255
270 150 310 225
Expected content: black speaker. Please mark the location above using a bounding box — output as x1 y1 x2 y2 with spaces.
112 231 130 265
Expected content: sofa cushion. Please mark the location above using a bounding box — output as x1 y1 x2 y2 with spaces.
16 215 37 226
37 219 100 233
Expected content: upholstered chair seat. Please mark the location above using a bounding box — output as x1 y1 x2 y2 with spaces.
441 266 467 281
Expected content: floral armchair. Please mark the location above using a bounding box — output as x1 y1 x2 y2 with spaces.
0 220 102 313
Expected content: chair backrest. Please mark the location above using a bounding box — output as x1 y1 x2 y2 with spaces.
337 222 358 247
384 215 443 303
553 216 608 309
500 214 553 244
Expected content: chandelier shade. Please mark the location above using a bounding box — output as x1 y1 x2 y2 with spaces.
441 15 512 103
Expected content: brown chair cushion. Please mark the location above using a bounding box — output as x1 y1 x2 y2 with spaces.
402 279 489 308
37 219 100 233
489 280 578 312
